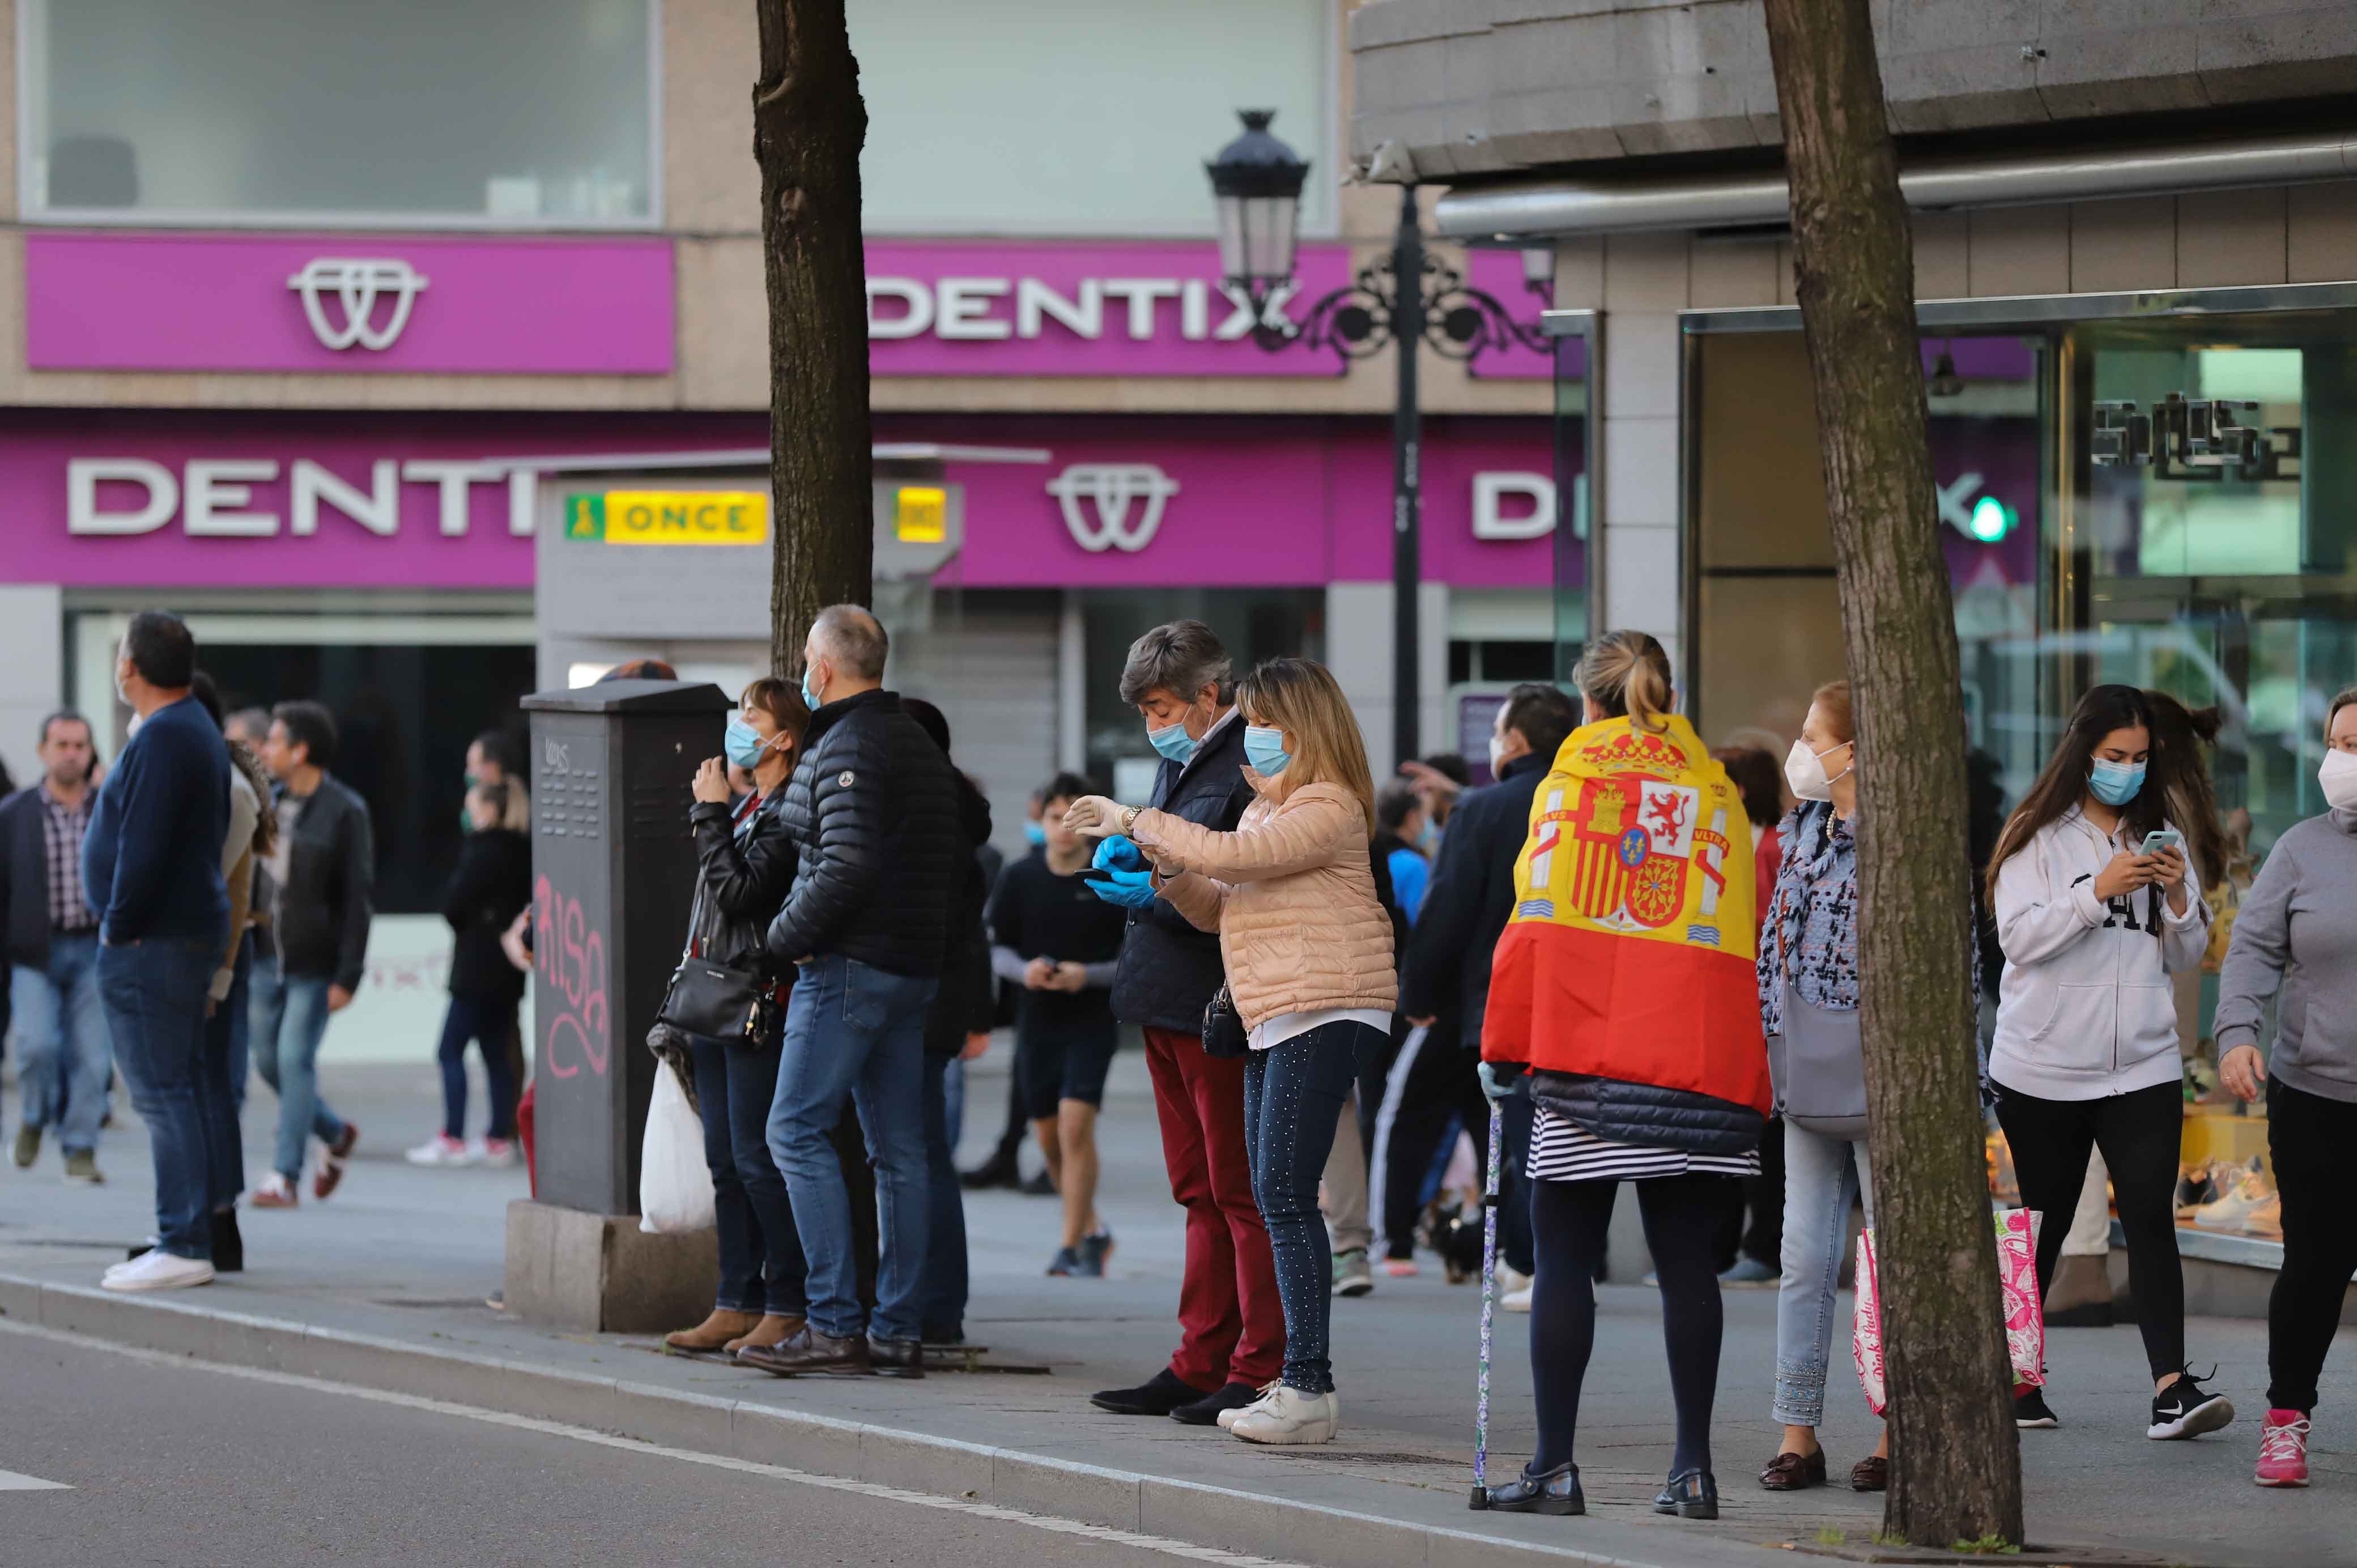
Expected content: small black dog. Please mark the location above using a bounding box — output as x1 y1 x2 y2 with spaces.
1423 1199 1488 1284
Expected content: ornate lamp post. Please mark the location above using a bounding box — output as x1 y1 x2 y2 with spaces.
1206 110 1551 762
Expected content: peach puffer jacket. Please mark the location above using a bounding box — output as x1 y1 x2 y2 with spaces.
1134 780 1398 1032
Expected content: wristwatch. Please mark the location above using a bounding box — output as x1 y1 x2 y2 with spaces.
1118 804 1142 836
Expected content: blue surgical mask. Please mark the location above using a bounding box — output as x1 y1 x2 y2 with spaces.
724 715 772 770
799 667 824 711
1417 819 1439 852
1244 725 1291 777
1023 820 1047 846
1147 722 1196 766
2088 757 2146 807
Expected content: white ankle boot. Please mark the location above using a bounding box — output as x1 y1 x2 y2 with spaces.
1231 1385 1340 1446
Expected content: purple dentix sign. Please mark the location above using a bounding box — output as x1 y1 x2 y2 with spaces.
25 233 675 375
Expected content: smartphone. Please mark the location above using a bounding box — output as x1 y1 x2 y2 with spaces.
2139 829 2183 857
1079 867 1120 886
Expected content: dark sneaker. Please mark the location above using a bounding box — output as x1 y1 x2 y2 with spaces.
12 1124 40 1169
1020 1171 1057 1197
866 1333 926 1379
959 1152 1020 1191
1046 1246 1080 1277
1091 1367 1210 1416
1652 1468 1718 1520
2015 1387 2060 1429
2150 1369 2236 1441
1079 1228 1114 1276
210 1209 244 1274
1171 1380 1261 1426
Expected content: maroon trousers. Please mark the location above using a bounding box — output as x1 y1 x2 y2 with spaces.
1141 1025 1285 1388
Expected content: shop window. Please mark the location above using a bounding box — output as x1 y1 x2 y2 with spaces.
1448 638 1552 684
24 0 655 224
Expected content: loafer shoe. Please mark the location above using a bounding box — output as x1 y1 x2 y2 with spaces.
867 1333 926 1379
1172 1381 1261 1426
1759 1448 1826 1490
1478 1460 1584 1515
1091 1367 1209 1416
1653 1468 1719 1520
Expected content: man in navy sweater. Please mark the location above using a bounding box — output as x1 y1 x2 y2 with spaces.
84 611 231 1293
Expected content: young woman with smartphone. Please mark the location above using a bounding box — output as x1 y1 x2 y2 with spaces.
1986 685 2230 1441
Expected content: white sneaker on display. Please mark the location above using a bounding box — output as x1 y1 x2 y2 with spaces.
406 1135 474 1167
1217 1380 1282 1431
101 1250 214 1292
1231 1386 1341 1446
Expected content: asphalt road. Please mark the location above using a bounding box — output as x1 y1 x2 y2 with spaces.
0 1328 1293 1568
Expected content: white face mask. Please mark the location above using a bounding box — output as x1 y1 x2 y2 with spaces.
2321 747 2357 812
1784 738 1853 804
1487 733 1508 777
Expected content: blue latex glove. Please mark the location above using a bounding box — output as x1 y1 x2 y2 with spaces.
1094 836 1145 874
1477 1060 1522 1104
1088 866 1156 910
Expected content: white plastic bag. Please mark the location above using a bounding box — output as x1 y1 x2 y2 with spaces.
639 1063 716 1234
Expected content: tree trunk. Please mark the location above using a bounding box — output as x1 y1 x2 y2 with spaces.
752 0 873 675
1756 0 2024 1548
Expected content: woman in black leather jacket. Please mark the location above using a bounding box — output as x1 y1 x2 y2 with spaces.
662 678 811 1359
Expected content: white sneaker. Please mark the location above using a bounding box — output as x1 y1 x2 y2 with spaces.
1501 1283 1534 1314
471 1137 519 1169
1218 1379 1283 1431
102 1250 214 1292
1231 1386 1341 1446
1496 1264 1531 1295
406 1135 473 1166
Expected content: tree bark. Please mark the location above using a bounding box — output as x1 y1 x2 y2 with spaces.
1756 0 2024 1548
752 0 872 675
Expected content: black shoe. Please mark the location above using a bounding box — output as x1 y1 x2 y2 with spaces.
1091 1366 1210 1416
1477 1460 1584 1515
2148 1367 2235 1441
1171 1380 1261 1426
2015 1387 2060 1429
1653 1468 1718 1520
867 1333 926 1380
737 1326 870 1378
921 1323 964 1347
1020 1171 1057 1197
210 1209 244 1273
960 1153 1020 1191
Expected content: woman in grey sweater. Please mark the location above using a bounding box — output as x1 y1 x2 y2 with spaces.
2214 684 2357 1490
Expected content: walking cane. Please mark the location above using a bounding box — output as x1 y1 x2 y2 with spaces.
1467 1093 1504 1510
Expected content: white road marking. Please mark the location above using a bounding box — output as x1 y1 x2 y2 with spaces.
0 1469 72 1491
0 1319 1295 1564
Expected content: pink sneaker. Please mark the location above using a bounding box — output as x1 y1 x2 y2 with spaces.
2256 1409 2311 1487
1382 1258 1420 1279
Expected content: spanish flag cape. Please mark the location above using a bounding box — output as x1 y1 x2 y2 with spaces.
1482 710 1772 1115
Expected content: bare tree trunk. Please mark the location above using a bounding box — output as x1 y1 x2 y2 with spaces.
752 0 873 675
1757 0 2023 1548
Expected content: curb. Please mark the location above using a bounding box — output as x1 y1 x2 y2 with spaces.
0 1271 1763 1568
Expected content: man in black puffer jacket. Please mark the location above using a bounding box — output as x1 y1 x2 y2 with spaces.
751 606 959 1380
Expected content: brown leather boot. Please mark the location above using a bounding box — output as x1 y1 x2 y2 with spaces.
726 1313 805 1356
665 1309 761 1354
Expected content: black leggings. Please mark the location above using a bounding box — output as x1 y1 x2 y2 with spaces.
1994 1079 2185 1382
2266 1078 2357 1414
1529 1175 1728 1478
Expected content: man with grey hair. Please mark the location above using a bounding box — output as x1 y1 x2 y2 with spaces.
747 603 961 1379
1083 620 1282 1426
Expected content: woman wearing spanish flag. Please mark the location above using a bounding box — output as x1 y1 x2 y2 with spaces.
1476 630 1774 1522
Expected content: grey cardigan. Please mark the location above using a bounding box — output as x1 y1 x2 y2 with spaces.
2213 805 2357 1104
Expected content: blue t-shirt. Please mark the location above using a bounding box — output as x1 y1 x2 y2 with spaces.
1387 845 1430 927
83 695 230 948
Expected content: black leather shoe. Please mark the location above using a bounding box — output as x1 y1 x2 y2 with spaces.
867 1333 926 1379
737 1326 870 1378
1478 1461 1584 1515
1171 1380 1261 1426
1091 1367 1210 1416
211 1209 244 1274
1653 1468 1720 1520
959 1153 1019 1191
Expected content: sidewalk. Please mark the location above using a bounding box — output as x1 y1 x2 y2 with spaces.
2 1047 2347 1567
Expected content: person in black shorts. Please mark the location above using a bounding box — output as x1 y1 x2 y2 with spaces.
988 772 1130 1277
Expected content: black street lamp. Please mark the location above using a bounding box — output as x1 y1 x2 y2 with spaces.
1206 109 1552 764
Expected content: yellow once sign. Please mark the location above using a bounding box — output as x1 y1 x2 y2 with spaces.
895 485 947 543
590 490 769 546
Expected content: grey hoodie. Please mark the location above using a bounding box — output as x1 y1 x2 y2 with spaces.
2213 805 2357 1104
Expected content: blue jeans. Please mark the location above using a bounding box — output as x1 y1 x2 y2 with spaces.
250 952 348 1181
1772 1124 1874 1427
438 994 520 1141
198 938 250 1212
767 955 937 1342
1244 1020 1384 1394
919 1050 968 1340
689 1033 807 1317
95 938 220 1259
11 931 112 1153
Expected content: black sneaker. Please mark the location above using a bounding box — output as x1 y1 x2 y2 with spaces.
1091 1366 1210 1417
1171 1380 1262 1426
2149 1368 2235 1441
2015 1387 2060 1429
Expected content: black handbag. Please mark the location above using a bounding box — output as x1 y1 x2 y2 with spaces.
655 882 767 1045
1201 982 1248 1059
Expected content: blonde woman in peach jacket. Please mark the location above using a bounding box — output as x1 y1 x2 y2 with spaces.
1067 657 1394 1447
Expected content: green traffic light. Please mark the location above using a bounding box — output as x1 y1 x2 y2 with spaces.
1968 495 2013 543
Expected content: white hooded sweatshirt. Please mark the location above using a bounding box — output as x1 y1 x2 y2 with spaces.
1987 806 2209 1101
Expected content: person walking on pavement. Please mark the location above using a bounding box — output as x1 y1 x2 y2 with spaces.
250 700 371 1209
746 606 960 1380
1478 632 1771 1521
1068 656 1397 1447
2213 683 2357 1488
1079 621 1284 1429
408 779 531 1167
1986 684 2231 1439
3 711 112 1183
662 679 812 1360
962 787 1050 1196
988 771 1128 1279
87 613 232 1292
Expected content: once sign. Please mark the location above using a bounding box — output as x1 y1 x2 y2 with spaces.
564 490 769 546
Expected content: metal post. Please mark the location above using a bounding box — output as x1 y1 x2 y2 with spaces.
1390 184 1423 768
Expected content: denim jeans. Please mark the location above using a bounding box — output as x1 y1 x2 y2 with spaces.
11 931 112 1153
437 994 520 1141
919 1050 969 1340
1243 1020 1384 1394
198 938 250 1212
1773 1123 1874 1428
767 955 937 1343
96 938 220 1259
225 932 252 1114
690 1033 808 1317
250 952 348 1181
